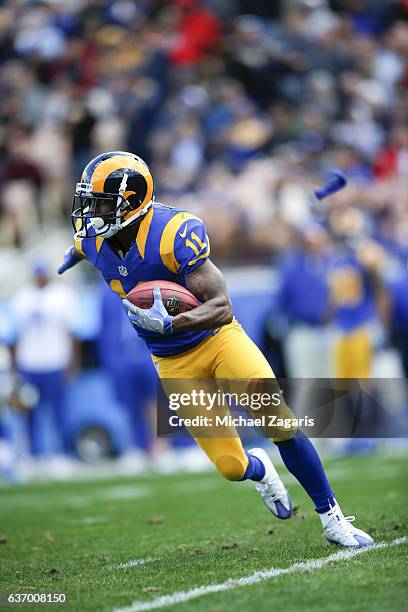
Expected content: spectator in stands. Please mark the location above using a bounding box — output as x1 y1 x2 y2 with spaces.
0 126 43 247
169 0 221 67
0 0 406 262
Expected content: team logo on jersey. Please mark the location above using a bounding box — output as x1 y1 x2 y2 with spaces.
179 223 187 238
118 265 128 276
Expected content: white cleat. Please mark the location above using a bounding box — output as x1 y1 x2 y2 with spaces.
248 448 293 520
320 499 374 547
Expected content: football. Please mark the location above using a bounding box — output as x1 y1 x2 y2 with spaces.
126 280 200 315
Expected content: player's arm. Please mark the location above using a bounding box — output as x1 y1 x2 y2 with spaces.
172 259 233 332
122 260 233 335
122 214 233 334
57 244 85 275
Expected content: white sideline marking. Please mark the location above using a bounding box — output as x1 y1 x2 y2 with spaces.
111 557 160 570
114 537 407 612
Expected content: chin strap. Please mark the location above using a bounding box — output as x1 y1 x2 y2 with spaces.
105 200 153 236
121 200 153 227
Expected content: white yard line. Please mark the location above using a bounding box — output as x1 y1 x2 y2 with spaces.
110 557 161 570
114 536 408 612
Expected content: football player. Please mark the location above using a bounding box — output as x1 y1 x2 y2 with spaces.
59 151 373 547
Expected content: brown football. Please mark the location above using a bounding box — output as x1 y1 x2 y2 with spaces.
126 280 200 316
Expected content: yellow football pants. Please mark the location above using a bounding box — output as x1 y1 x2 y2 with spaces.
152 320 296 481
333 327 372 378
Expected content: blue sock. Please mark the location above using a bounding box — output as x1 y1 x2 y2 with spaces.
241 452 265 481
275 432 335 513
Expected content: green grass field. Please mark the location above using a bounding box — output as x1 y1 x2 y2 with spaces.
1 452 407 612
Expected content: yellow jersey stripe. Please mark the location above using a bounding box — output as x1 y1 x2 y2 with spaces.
96 236 104 253
110 279 127 298
136 205 154 258
74 236 85 257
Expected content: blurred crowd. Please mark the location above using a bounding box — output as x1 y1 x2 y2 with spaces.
0 0 407 478
0 0 406 260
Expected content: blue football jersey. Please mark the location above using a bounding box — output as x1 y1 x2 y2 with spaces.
327 253 375 332
74 202 212 356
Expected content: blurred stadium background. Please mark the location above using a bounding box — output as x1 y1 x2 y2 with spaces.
0 0 407 482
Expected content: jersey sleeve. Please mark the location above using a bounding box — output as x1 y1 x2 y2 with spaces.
173 215 210 275
160 212 211 276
